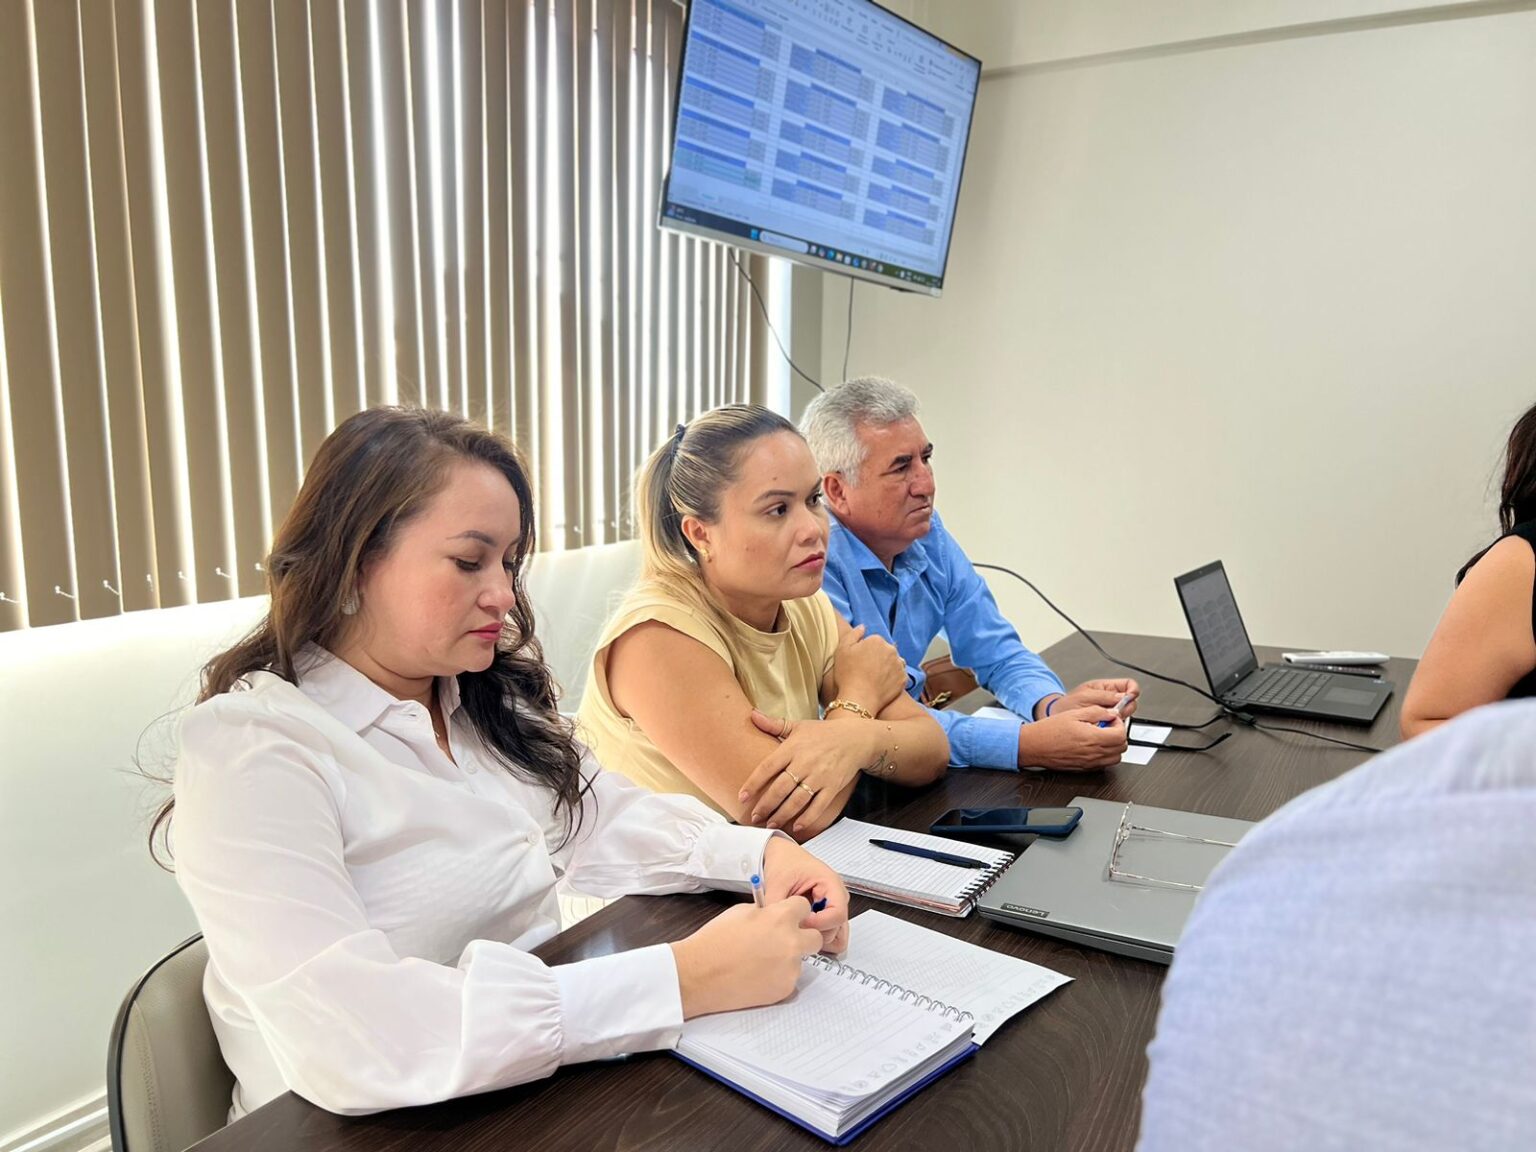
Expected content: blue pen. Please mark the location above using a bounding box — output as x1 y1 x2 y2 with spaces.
753 871 827 911
868 838 986 870
1098 692 1135 728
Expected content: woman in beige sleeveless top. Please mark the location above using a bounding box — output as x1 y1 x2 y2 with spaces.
578 405 949 842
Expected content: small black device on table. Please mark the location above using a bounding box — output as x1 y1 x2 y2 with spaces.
930 807 1084 839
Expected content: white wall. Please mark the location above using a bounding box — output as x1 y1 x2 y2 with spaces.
0 599 258 1147
906 0 1504 70
815 0 1536 660
0 541 639 1147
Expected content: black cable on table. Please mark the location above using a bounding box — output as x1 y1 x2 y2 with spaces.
972 561 1384 755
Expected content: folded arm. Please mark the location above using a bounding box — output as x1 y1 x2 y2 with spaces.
1401 536 1536 739
604 620 850 830
824 613 949 784
737 615 949 835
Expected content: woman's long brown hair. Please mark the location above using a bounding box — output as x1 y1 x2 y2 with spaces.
150 407 587 865
1497 403 1536 535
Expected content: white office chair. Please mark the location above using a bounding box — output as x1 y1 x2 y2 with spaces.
108 934 234 1152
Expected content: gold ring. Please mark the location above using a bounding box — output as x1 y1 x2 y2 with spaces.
784 768 803 786
796 782 816 798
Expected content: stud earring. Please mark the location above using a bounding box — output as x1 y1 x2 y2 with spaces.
699 546 712 563
341 591 359 616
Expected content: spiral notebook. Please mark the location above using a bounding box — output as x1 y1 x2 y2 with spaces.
674 911 1070 1143
800 818 1015 916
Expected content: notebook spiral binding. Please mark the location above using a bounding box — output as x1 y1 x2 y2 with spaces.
805 954 975 1024
957 856 1013 907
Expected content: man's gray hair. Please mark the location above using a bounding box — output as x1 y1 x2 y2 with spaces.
799 376 920 483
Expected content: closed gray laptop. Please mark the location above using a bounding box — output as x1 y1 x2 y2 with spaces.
977 797 1254 965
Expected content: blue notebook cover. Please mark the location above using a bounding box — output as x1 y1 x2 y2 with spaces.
673 1041 978 1145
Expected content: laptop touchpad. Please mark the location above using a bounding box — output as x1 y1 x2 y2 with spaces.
1323 686 1377 707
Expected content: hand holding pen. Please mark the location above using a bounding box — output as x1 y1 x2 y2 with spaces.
669 896 825 1019
754 873 824 909
1050 678 1141 720
758 836 849 954
667 837 851 1018
1098 692 1136 729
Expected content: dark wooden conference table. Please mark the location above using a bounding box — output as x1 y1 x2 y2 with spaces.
195 632 1413 1152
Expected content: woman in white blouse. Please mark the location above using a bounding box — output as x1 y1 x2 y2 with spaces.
159 407 850 1119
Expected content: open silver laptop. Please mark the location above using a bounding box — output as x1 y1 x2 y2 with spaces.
1175 560 1393 725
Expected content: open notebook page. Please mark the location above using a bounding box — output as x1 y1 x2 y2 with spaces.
802 818 1012 906
841 910 1072 1044
677 961 971 1104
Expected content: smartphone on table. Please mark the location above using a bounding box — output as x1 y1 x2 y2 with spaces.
929 806 1084 838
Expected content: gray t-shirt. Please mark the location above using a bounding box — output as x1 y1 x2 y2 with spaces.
1138 700 1536 1152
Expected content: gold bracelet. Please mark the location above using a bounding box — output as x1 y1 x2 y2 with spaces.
825 698 873 720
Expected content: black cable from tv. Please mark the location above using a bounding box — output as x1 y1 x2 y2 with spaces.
971 561 1385 755
729 252 823 392
843 279 854 381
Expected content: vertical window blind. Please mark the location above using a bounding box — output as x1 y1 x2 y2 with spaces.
0 0 773 632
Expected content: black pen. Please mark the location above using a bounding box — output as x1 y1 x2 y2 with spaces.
869 838 986 869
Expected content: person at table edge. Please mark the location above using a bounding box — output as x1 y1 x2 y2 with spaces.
800 375 1139 771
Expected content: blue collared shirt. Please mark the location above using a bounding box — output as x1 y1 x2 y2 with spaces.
820 510 1064 770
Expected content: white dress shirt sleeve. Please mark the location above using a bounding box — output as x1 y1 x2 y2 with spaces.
541 751 783 1067
550 748 782 897
173 700 770 1116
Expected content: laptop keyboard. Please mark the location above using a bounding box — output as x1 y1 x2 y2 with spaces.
1239 666 1329 708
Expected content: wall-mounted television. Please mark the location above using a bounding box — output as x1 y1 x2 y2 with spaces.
659 0 982 297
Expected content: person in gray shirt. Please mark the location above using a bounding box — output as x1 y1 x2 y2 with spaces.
1138 699 1536 1152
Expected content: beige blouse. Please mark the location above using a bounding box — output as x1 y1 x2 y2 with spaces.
577 579 841 814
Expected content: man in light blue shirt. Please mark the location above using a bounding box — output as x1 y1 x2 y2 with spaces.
1137 700 1536 1152
800 378 1136 771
